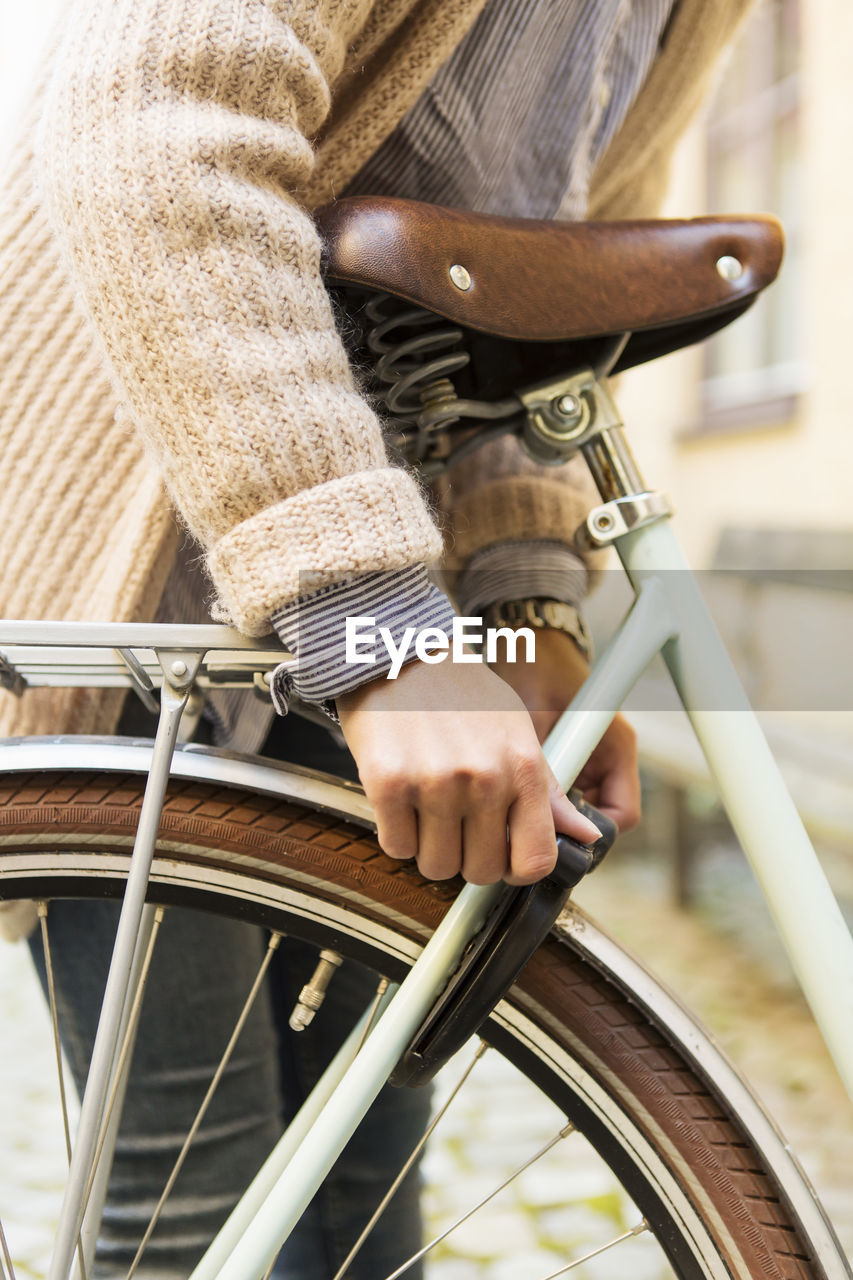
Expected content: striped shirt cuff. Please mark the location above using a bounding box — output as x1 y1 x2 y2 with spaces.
270 565 456 718
454 541 588 615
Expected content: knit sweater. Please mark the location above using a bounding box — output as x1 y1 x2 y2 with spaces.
0 0 752 738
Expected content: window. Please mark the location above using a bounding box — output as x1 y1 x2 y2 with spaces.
703 0 804 423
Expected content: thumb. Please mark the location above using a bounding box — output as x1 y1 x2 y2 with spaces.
547 770 602 845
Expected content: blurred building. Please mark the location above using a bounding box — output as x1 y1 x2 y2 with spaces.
608 0 853 896
620 0 851 559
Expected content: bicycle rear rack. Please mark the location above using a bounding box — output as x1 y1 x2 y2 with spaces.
0 620 287 702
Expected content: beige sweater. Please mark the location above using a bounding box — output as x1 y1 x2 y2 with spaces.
0 0 752 737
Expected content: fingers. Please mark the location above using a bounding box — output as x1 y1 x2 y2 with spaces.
505 798 558 885
575 718 641 833
602 721 641 831
340 660 639 889
596 758 641 832
370 758 547 886
368 762 418 862
373 792 418 862
369 761 514 882
504 752 561 886
398 770 513 883
371 756 608 887
416 802 464 880
460 802 512 885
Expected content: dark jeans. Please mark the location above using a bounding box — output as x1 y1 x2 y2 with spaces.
29 704 429 1279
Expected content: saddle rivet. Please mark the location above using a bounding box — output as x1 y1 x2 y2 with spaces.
449 264 472 291
170 659 188 678
716 255 744 281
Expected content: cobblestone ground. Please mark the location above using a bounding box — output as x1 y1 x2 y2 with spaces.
1 852 851 1278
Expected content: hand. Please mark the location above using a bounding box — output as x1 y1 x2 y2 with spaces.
337 658 603 886
489 628 641 833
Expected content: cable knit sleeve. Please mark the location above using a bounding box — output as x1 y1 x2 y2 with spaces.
439 434 606 578
36 0 443 635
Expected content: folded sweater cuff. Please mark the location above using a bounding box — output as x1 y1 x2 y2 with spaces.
206 467 444 635
270 564 456 717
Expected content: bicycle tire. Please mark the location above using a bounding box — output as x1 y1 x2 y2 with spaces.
0 758 847 1280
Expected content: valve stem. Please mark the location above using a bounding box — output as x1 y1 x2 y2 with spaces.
289 950 343 1031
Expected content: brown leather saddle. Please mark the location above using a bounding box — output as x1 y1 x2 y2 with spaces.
315 196 783 378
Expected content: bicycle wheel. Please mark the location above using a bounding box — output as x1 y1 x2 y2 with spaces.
0 746 847 1280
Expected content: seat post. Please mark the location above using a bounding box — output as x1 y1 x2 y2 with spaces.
518 365 647 499
577 382 647 503
519 368 673 550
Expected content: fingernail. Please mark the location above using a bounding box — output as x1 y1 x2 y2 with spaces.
577 814 603 842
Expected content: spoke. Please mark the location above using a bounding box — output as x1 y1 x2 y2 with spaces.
0 1218 17 1280
333 1041 489 1280
352 977 390 1056
125 931 283 1280
80 908 165 1227
37 903 88 1280
38 903 74 1163
383 1120 576 1280
541 1219 649 1278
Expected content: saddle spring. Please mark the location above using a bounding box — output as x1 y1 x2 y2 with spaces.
362 293 520 472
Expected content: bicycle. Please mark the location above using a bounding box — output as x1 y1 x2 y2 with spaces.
1 195 851 1280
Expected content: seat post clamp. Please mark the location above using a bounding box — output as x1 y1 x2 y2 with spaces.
579 491 674 548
